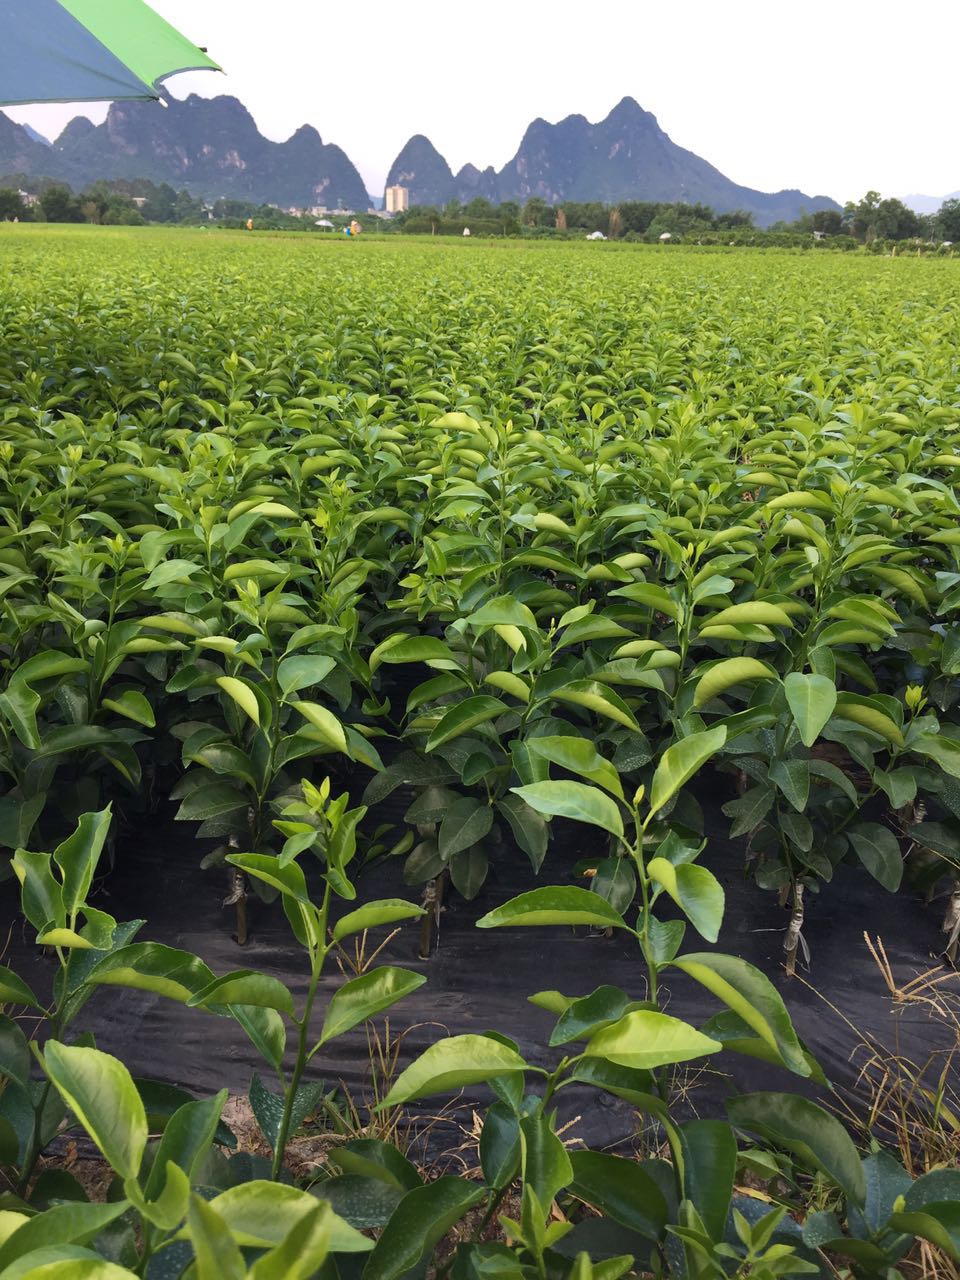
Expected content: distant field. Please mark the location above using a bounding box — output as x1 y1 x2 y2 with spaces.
2 216 959 887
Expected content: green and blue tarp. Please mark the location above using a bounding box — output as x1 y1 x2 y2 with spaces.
1 0 219 106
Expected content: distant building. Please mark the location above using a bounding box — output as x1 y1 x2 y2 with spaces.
17 189 39 207
385 185 409 214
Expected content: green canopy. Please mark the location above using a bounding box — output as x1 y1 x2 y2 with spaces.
1 0 219 107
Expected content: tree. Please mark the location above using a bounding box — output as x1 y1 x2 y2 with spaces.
521 197 552 227
464 196 494 220
40 183 83 223
812 209 843 236
715 210 754 230
936 198 960 242
0 188 27 220
842 191 918 242
142 182 177 222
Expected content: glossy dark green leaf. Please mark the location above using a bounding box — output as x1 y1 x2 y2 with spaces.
438 795 493 860
849 822 903 891
680 1119 736 1242
673 954 811 1078
727 1092 865 1205
362 1176 485 1280
568 1149 668 1241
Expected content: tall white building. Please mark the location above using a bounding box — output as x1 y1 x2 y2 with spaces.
385 185 410 214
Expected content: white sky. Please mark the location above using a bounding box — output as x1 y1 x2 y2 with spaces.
7 0 960 203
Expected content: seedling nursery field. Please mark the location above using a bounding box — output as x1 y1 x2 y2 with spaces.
2 224 960 1278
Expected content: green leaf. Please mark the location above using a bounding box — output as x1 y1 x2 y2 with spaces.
425 695 508 751
370 635 460 672
479 1102 521 1190
185 1181 370 1253
53 808 112 918
551 680 640 731
332 899 425 942
888 1207 960 1264
142 1090 230 1201
248 1202 334 1280
328 1137 422 1191
727 1093 866 1205
88 942 215 1003
849 823 903 891
549 986 646 1047
174 780 247 821
647 858 724 943
912 732 960 780
0 1201 131 1272
521 1111 573 1210
0 966 41 1009
361 1177 485 1280
671 954 811 1078
0 685 41 750
769 759 810 812
276 654 336 696
231 1006 286 1072
290 701 348 753
680 1119 737 1242
610 581 680 619
701 602 794 628
449 845 488 899
497 794 549 873
649 727 727 814
438 796 494 860
186 1193 247 1280
584 1010 721 1070
318 967 426 1044
484 670 530 702
527 736 623 798
511 781 623 836
477 886 630 931
226 853 312 905
645 917 686 966
42 1043 147 1179
568 1149 668 1241
215 675 260 726
13 848 64 933
692 658 776 708
187 970 295 1015
101 690 155 728
378 1034 529 1108
833 694 904 748
465 595 538 632
784 673 837 747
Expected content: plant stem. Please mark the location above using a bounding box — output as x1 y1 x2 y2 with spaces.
270 883 331 1179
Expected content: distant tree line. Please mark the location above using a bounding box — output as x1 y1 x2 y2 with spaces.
388 192 960 246
2 176 958 248
0 177 386 232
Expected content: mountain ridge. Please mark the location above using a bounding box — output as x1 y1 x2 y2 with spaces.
1 93 848 224
1 94 369 210
386 96 841 226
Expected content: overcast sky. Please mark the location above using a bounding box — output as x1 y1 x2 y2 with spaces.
7 0 959 203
